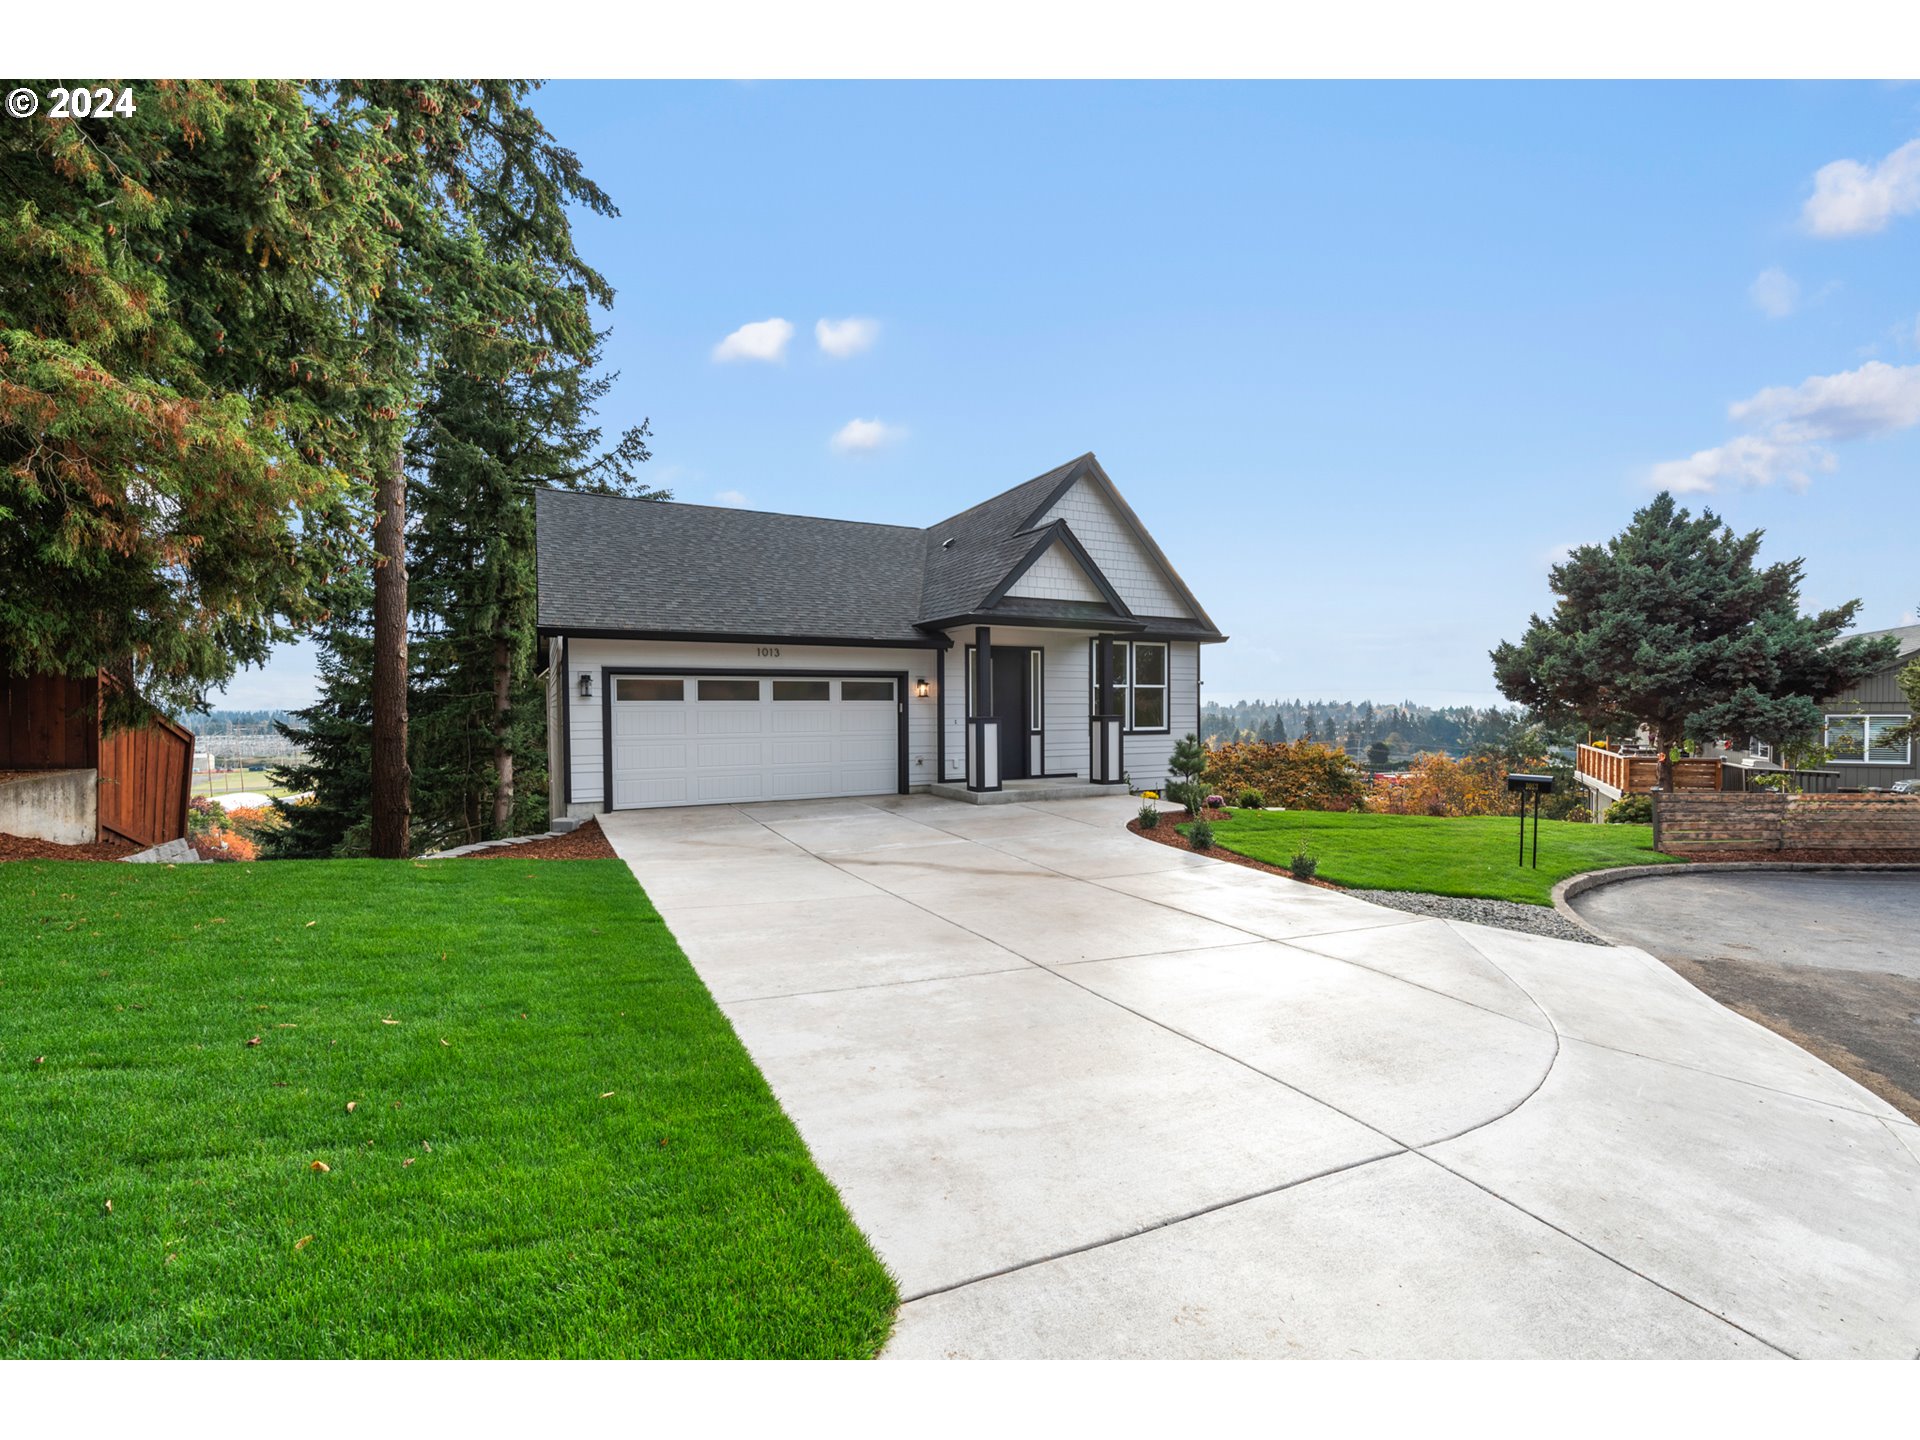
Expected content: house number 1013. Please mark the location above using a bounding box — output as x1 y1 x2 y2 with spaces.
756 646 781 658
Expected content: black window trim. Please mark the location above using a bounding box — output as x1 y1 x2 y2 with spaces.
1088 638 1171 735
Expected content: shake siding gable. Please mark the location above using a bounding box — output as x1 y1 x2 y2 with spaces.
1005 541 1106 603
1040 478 1192 618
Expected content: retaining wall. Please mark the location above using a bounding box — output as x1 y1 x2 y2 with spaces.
1655 790 1920 853
0 767 98 845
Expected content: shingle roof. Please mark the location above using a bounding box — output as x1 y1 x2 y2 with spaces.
535 490 929 643
535 454 1223 644
1847 622 1920 662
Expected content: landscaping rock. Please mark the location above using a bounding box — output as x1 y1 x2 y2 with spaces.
1346 888 1611 945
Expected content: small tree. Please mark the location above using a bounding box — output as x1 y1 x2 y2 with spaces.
1491 493 1899 787
1164 731 1208 812
1366 740 1391 769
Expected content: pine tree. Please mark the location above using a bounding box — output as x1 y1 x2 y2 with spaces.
1492 492 1898 785
1 80 395 718
264 583 376 858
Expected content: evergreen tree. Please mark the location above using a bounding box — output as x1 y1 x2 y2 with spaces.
1492 492 1897 785
1 79 395 718
407 348 661 849
264 583 376 858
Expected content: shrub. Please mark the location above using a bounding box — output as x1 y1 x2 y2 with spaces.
1202 740 1368 812
1166 779 1208 815
1187 819 1214 851
1237 789 1265 810
1288 846 1317 881
1749 772 1790 792
1604 794 1654 824
1137 802 1160 830
1204 793 1225 810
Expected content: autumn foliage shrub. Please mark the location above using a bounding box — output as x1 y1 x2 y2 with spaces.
1366 750 1586 820
1201 741 1368 812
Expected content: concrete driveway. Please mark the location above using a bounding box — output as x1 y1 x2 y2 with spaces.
600 795 1920 1359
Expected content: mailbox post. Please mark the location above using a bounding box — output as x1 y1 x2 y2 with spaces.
1506 772 1555 868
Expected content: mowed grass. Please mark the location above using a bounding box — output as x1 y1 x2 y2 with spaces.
0 857 897 1357
1189 809 1681 905
191 767 292 799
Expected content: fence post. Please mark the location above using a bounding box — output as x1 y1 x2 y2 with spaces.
1650 787 1663 852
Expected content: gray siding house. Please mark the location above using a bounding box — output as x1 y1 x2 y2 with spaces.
534 454 1224 815
1820 622 1920 790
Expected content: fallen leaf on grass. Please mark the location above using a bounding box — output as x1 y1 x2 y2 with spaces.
276 1023 297 1029
32 1056 45 1066
104 1199 112 1214
345 1101 357 1113
380 1016 400 1026
245 1036 262 1047
600 1091 615 1099
402 1158 414 1168
309 1161 330 1173
294 1235 313 1252
421 1141 431 1153
440 1038 449 1047
304 920 316 927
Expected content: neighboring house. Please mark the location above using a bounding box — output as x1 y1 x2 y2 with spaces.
534 453 1225 815
1817 622 1920 790
0 666 194 847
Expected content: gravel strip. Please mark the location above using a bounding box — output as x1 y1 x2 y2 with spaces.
1345 888 1611 945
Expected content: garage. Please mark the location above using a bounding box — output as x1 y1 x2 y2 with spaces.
606 673 902 809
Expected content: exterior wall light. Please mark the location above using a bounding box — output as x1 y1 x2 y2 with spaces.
579 672 593 700
916 677 930 698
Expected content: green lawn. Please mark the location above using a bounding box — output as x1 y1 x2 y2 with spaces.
1187 809 1681 905
191 767 294 799
0 857 896 1357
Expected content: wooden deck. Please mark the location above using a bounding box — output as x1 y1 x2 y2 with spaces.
1576 743 1722 800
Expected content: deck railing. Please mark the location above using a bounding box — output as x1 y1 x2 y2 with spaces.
1575 743 1721 796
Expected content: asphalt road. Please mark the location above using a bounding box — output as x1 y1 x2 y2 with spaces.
1571 870 1920 1120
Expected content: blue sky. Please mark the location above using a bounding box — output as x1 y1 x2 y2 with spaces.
212 81 1920 711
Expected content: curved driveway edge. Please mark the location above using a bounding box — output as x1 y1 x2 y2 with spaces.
604 794 1920 1359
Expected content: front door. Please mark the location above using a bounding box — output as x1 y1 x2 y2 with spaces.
989 649 1029 781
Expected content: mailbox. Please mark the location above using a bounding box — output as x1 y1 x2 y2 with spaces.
1506 773 1555 867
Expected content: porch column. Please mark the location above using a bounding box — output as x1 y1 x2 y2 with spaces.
967 625 1000 792
1089 632 1125 786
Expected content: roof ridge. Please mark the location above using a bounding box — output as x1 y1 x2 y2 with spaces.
924 453 1092 532
534 486 926 533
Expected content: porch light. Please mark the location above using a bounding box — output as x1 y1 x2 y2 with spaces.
915 677 930 698
578 672 593 700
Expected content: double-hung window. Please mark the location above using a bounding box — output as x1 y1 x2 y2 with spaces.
1824 714 1912 766
1087 640 1169 734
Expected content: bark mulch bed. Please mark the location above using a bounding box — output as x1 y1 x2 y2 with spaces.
0 831 140 863
462 819 617 861
1671 848 1920 865
1127 810 1346 891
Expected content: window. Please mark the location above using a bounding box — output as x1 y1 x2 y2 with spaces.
1088 640 1169 732
614 677 682 702
771 680 830 702
697 679 759 701
1130 643 1167 732
1029 649 1044 732
1825 714 1912 765
841 679 894 702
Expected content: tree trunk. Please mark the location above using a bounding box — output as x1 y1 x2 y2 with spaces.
1654 728 1675 792
369 445 411 858
492 636 514 836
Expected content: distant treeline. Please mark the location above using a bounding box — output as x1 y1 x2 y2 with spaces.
1202 698 1537 761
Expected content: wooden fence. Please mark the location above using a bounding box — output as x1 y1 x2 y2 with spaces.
0 670 99 769
1576 744 1721 796
98 711 194 848
1655 790 1920 854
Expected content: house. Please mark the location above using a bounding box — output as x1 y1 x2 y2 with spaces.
534 453 1224 815
0 666 195 848
1815 621 1919 791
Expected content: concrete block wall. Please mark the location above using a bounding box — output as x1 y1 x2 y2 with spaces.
0 768 97 845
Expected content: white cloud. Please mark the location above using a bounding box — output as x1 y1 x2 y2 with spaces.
1649 360 1920 492
712 317 793 363
712 489 751 508
1747 267 1799 319
1802 137 1920 237
816 316 879 358
829 418 905 454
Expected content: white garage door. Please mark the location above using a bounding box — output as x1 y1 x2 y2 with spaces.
608 675 899 809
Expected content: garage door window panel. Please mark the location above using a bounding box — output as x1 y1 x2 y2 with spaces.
615 677 683 702
698 679 761 702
